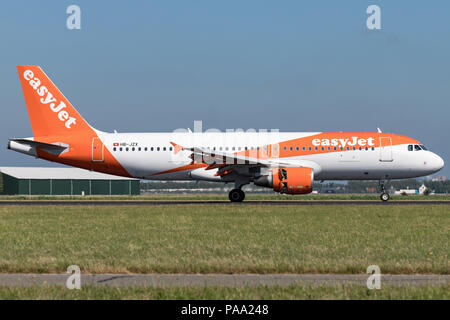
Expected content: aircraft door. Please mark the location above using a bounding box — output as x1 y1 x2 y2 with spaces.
379 137 393 162
92 137 104 162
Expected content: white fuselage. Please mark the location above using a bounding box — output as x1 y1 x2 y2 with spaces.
98 132 444 181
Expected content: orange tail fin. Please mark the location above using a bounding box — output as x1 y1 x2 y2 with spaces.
17 65 94 137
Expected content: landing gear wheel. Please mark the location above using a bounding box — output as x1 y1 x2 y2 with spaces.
229 189 245 202
380 192 390 202
379 180 390 202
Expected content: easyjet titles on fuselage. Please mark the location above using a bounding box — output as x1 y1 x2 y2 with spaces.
312 137 376 148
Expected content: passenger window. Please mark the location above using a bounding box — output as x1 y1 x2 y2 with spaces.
371 147 375 151
126 147 129 151
138 147 141 151
308 147 312 151
346 147 350 150
157 147 160 151
119 147 122 151
145 147 148 151
169 147 173 151
284 147 287 151
113 147 116 151
414 145 421 151
302 147 306 151
132 147 135 151
328 147 331 151
290 147 293 151
334 147 337 151
365 147 368 151
408 145 413 151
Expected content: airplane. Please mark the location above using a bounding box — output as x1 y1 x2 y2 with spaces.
8 66 445 202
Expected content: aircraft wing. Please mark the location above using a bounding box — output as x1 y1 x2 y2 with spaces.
170 142 321 176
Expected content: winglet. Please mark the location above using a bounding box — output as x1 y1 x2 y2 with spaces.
170 141 184 155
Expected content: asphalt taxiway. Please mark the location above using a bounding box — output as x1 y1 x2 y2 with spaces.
0 274 448 287
0 200 449 206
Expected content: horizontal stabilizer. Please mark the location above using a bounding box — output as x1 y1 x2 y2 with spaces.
9 138 68 151
8 138 68 157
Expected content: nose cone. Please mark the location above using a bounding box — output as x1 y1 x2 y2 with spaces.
436 154 445 170
430 153 444 173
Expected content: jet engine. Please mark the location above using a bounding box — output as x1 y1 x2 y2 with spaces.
254 167 313 194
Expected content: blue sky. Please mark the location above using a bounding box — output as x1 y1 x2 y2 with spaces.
0 1 449 177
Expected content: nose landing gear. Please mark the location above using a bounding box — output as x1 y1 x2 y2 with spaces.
380 192 390 201
379 180 390 202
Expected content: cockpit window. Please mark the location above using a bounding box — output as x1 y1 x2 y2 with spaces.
414 145 421 151
420 145 427 150
408 145 413 151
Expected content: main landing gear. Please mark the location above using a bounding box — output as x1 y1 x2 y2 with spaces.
229 189 245 202
379 180 390 202
228 178 249 202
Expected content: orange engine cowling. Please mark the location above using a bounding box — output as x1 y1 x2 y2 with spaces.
272 167 314 194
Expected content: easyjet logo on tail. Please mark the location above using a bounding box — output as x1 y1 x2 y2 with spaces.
312 137 376 148
23 70 77 129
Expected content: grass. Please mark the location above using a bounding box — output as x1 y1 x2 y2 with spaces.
0 284 448 300
0 193 449 201
0 205 448 274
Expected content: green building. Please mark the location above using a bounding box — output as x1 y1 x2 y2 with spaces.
0 167 140 195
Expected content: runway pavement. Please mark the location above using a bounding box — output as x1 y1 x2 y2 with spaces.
0 200 449 206
0 274 448 287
